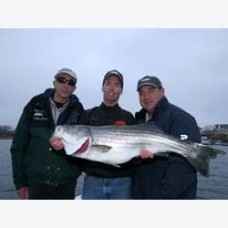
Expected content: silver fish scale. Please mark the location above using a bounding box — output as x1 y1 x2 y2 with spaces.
90 126 193 157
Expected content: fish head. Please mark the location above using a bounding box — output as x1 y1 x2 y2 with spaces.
53 125 92 155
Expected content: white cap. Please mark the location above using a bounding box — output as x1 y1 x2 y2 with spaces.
54 68 77 81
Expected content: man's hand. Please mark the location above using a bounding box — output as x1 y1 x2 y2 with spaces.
139 149 154 159
17 186 28 199
50 136 64 150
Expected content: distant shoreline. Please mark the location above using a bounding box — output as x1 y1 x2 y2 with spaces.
0 137 13 139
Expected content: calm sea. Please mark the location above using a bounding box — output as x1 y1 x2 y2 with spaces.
0 139 227 200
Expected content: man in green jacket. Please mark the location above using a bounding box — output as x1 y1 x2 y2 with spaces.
10 68 84 199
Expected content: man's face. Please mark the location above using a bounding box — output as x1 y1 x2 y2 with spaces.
138 86 164 113
53 74 76 101
102 75 123 104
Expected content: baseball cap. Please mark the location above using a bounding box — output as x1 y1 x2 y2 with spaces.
54 68 77 81
103 70 124 88
137 76 162 91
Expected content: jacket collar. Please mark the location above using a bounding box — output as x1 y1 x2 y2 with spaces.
100 102 120 111
44 88 80 105
136 96 169 120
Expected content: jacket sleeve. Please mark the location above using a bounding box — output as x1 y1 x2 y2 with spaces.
10 106 31 189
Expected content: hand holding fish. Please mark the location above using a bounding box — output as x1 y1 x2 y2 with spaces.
17 186 28 199
50 136 64 150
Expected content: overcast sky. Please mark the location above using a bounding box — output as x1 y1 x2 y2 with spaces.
1 28 228 128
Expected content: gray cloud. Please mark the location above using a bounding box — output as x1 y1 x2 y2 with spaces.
0 29 227 128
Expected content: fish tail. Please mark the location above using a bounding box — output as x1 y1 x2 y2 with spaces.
187 144 226 177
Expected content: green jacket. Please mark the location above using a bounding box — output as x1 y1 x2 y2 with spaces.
10 89 84 189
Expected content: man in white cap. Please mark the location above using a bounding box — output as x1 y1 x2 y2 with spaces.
10 68 84 199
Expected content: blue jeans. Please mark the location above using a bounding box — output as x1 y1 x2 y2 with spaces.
82 175 132 199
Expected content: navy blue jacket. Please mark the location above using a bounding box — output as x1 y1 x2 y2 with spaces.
132 97 201 199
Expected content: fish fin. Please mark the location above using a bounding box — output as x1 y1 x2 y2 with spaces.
187 144 226 177
136 121 164 134
111 163 121 168
91 145 112 153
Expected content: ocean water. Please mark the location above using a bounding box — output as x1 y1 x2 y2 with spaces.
0 139 84 199
0 139 228 200
197 144 228 199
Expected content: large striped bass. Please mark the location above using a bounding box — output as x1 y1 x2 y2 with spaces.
53 123 226 177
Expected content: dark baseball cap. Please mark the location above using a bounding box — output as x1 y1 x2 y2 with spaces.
103 70 124 88
137 76 162 91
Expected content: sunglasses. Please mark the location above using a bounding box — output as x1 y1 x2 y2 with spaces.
56 77 76 87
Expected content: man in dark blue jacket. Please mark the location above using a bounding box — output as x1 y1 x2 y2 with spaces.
132 75 201 199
